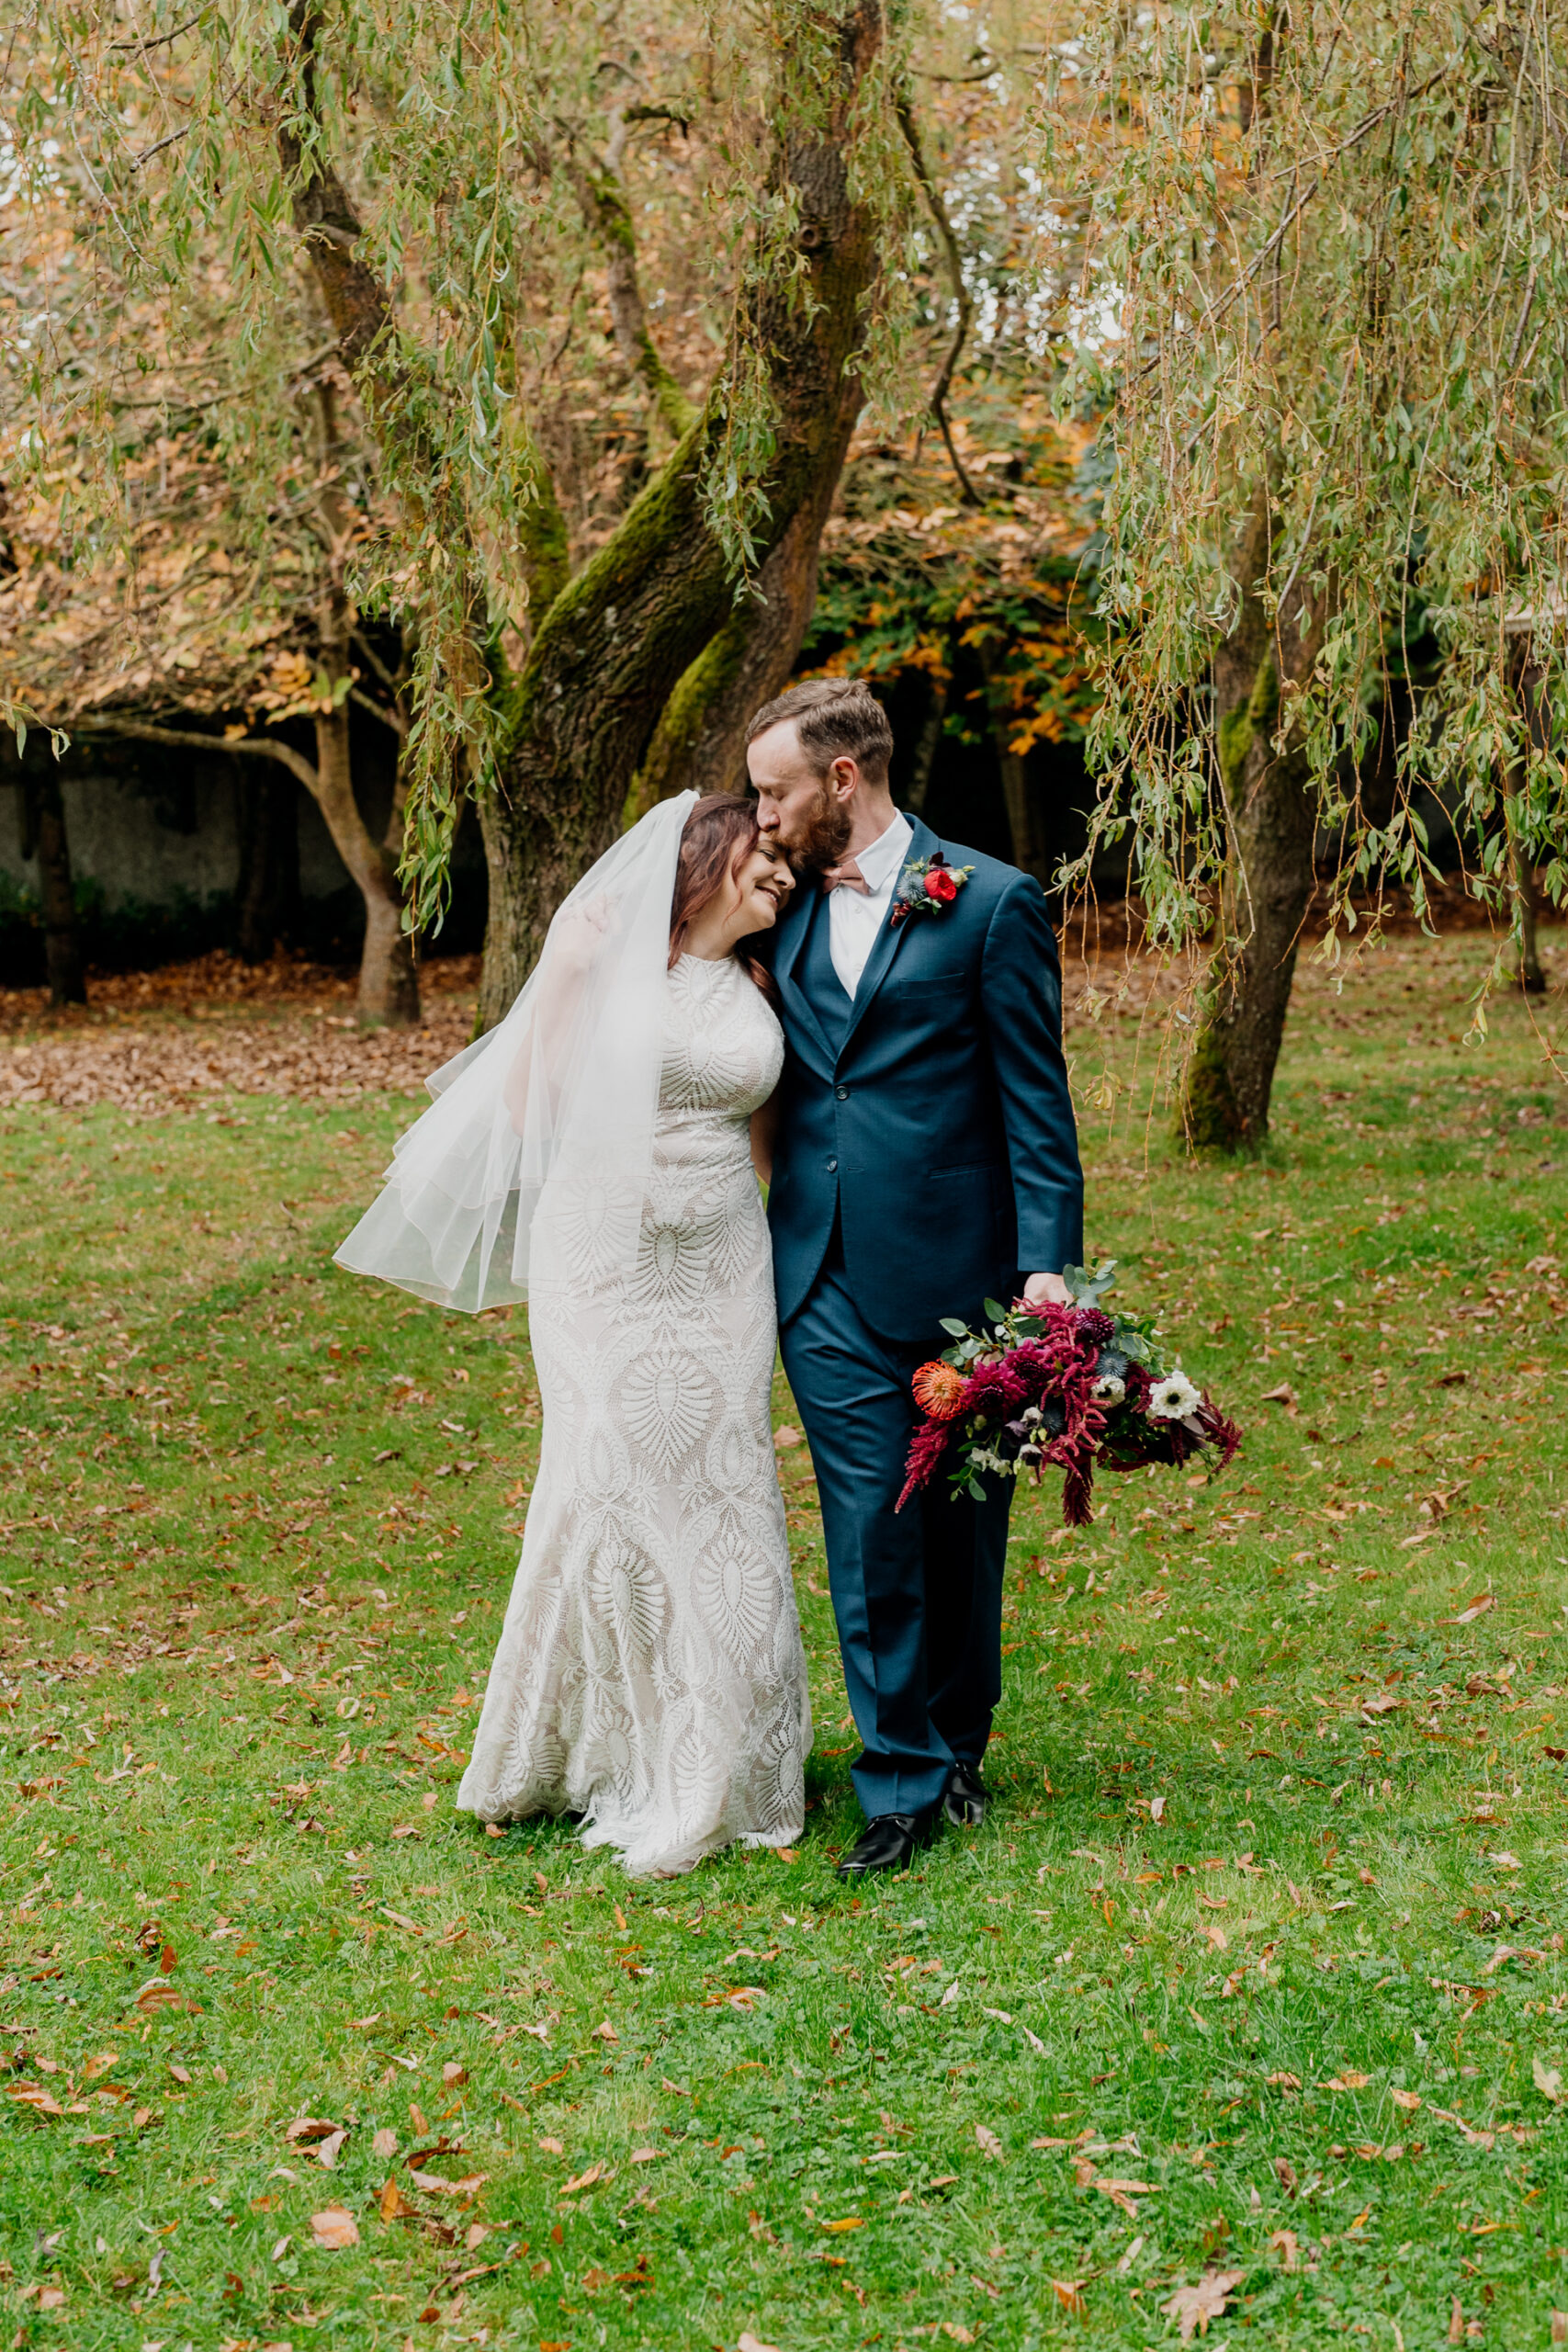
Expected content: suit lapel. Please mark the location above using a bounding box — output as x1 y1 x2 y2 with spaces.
774 883 836 1076
836 813 938 1058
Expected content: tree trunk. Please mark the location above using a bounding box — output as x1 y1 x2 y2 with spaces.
23 767 86 1008
475 8 882 1028
626 487 839 820
310 695 421 1029
1506 648 1546 995
278 0 883 1034
977 639 1048 885
905 677 949 817
1180 486 1324 1151
233 761 293 964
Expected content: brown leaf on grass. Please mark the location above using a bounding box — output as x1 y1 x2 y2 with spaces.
1391 2087 1423 2113
168 2064 192 2086
378 2178 409 2222
316 2130 347 2169
562 2161 611 2194
738 2335 781 2352
410 2102 430 2134
1449 1594 1495 1625
1322 2070 1372 2090
820 2217 863 2233
372 2127 398 2158
134 1978 195 2013
310 2208 359 2249
442 2062 468 2086
1273 2157 1298 2194
1266 2073 1302 2093
285 2117 344 2144
10 2082 64 2119
630 2148 661 2164
975 2124 1004 2161
1269 2229 1299 2271
1534 2057 1563 2105
592 2021 618 2043
1051 2279 1088 2315
1260 1383 1298 1413
1161 2270 1244 2342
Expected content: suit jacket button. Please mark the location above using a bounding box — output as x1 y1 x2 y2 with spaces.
835 1084 851 1100
827 1158 838 1172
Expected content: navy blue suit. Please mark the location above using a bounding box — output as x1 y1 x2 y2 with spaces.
766 815 1083 1820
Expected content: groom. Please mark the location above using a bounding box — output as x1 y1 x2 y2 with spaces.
748 679 1084 1879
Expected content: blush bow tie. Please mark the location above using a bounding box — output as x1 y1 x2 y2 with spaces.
820 857 870 894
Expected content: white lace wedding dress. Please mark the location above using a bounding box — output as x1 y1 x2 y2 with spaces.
457 954 810 1876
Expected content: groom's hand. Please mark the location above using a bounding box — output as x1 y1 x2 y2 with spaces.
1021 1272 1070 1309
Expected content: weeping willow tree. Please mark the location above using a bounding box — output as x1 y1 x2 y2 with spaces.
8 0 964 1028
1036 1 1568 1148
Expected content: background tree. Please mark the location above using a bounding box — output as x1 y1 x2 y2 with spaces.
0 154 423 1024
1036 0 1568 1148
12 0 1071 1033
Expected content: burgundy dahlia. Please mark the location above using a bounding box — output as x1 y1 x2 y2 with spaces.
1074 1308 1114 1347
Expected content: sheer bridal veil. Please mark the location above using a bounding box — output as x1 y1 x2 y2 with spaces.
335 788 698 1313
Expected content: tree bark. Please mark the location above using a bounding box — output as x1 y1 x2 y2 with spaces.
626 483 839 819
22 767 86 1008
1180 485 1324 1150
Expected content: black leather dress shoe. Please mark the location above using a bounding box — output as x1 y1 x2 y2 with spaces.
835 1813 929 1879
942 1761 988 1828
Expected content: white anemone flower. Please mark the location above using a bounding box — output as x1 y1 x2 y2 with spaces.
1148 1369 1202 1419
1090 1373 1125 1406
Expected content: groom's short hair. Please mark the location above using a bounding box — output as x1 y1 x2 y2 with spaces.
747 679 894 786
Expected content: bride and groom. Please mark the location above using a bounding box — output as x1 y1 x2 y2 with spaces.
337 679 1083 1879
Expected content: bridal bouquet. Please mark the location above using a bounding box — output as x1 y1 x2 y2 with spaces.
897 1261 1240 1527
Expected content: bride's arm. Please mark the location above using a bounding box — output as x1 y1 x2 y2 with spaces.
750 1091 781 1186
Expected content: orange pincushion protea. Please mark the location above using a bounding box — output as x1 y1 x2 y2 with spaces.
911 1361 967 1422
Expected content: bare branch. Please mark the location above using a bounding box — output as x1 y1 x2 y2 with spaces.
895 96 981 507
68 715 319 792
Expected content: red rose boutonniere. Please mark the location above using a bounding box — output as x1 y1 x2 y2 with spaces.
888 850 975 929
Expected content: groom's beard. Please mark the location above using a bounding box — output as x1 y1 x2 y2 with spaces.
787 783 853 878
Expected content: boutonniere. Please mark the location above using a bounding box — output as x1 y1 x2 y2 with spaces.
888 850 975 928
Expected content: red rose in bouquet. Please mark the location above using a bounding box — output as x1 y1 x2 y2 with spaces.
923 866 958 903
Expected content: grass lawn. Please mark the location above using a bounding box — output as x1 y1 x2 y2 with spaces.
3 926 1567 2351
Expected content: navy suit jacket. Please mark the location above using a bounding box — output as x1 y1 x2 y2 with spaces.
764 815 1084 1348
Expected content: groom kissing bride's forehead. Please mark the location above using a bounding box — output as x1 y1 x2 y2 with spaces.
745 678 1085 1879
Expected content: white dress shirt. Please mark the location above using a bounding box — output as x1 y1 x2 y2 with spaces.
829 809 913 998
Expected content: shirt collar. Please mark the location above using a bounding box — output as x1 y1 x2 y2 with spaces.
852 809 913 897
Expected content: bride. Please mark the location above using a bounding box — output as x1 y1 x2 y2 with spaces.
335 792 810 1876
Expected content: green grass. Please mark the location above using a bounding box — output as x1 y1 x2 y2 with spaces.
2 927 1567 2351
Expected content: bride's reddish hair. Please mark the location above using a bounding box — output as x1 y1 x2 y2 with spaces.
668 794 780 1003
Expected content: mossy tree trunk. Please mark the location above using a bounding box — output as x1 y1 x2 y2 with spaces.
1180 486 1324 1150
279 0 883 1035
626 486 840 820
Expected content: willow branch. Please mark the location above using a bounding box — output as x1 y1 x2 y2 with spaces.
895 95 980 507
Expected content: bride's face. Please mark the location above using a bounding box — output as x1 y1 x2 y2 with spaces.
725 840 795 939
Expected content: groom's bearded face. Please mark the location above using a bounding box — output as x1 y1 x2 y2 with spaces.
788 779 854 876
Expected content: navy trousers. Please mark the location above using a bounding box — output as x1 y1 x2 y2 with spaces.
780 1223 1013 1821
